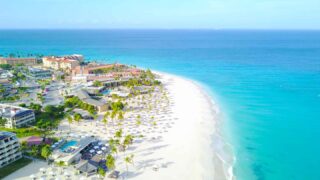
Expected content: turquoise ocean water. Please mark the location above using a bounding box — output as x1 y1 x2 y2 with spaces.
1 30 320 180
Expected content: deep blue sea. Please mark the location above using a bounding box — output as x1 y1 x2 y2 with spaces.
1 30 320 180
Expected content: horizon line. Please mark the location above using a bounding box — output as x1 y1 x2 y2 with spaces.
1 28 320 31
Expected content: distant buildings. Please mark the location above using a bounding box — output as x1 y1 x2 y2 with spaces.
0 131 22 168
71 63 141 83
28 67 52 79
61 54 84 62
0 104 35 128
71 64 124 75
42 56 80 71
0 79 13 98
0 57 37 66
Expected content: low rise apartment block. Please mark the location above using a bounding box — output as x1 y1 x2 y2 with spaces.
0 131 22 168
0 57 37 66
0 104 35 128
42 56 80 71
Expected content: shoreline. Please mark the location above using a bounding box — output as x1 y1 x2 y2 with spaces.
2 71 234 180
158 72 234 180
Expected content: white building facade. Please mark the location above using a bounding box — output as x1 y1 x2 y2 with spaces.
0 131 22 168
0 104 35 128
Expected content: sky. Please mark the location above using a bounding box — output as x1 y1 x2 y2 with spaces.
0 0 320 29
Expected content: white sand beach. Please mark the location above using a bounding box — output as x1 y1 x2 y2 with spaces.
130 73 233 180
4 73 233 180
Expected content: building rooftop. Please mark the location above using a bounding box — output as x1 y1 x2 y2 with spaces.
28 67 51 73
0 104 33 119
43 56 78 63
75 90 105 107
0 131 16 141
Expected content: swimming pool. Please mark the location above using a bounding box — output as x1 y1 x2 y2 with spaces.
101 89 110 95
59 140 77 151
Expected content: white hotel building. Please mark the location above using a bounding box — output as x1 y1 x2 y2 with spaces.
0 131 22 168
0 104 35 128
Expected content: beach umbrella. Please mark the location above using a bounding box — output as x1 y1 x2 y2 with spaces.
97 151 102 154
29 174 36 180
98 142 103 146
89 149 95 153
101 147 107 151
40 167 45 172
49 171 55 176
94 146 99 149
64 171 70 177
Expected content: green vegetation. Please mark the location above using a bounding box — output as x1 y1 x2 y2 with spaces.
41 145 52 161
0 104 64 137
37 79 51 87
106 154 116 170
110 101 124 111
91 64 125 74
73 113 82 123
0 64 12 70
0 127 42 138
124 154 134 175
11 69 26 82
24 143 52 159
124 77 160 88
0 117 7 126
0 158 32 179
98 167 106 177
36 105 65 132
93 80 103 87
27 103 42 114
55 161 66 167
64 96 96 115
0 95 21 102
0 84 5 94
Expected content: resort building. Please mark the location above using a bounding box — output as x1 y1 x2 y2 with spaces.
28 67 52 79
75 90 108 112
26 136 53 146
42 56 80 71
61 54 84 63
0 131 22 168
71 63 141 83
51 137 95 165
0 57 37 66
71 63 125 75
72 63 140 77
0 79 13 97
0 104 35 128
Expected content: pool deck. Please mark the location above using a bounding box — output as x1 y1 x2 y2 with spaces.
51 137 95 165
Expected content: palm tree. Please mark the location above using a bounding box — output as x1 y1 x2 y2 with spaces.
111 110 117 129
98 167 106 178
73 113 82 124
93 114 98 126
136 119 141 127
106 154 116 170
123 134 133 149
66 115 73 132
41 145 52 163
104 111 110 120
115 129 123 140
102 117 108 131
124 154 134 175
118 111 124 122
